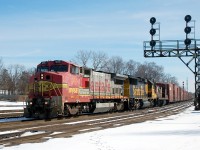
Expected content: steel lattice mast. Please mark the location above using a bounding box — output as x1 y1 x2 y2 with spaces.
143 15 200 110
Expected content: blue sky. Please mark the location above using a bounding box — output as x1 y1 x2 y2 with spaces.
0 0 199 92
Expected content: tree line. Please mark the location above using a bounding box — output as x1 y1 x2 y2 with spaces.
73 50 178 84
0 51 178 95
0 58 34 95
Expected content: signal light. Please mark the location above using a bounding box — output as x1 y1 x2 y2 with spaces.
184 15 192 47
184 15 191 23
150 28 156 36
149 17 157 49
150 17 156 25
184 26 191 34
184 38 191 46
150 40 156 47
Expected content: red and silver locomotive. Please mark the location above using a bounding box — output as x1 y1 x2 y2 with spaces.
24 60 129 118
24 60 192 118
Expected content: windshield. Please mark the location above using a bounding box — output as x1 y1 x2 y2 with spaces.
50 65 68 72
37 66 49 72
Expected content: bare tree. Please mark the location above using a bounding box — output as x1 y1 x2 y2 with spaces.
0 69 10 93
103 56 124 74
146 62 164 81
135 63 147 78
91 51 108 71
72 50 180 85
27 67 36 75
17 71 32 94
162 73 179 85
0 64 35 96
123 59 139 76
7 64 25 95
75 50 91 67
0 58 4 89
135 62 164 81
0 57 3 72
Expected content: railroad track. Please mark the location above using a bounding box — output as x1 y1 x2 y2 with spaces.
0 100 193 148
0 113 24 120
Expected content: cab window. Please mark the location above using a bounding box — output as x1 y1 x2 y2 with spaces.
50 65 68 72
70 65 79 74
37 66 49 72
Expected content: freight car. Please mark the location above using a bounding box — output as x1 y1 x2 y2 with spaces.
156 82 193 104
24 60 192 118
155 83 169 106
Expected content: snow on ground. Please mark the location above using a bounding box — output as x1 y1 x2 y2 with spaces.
0 107 24 110
0 101 25 111
1 106 200 150
0 101 25 106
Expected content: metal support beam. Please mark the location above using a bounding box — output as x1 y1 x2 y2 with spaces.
144 39 200 110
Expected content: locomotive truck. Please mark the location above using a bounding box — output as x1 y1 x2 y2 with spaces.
24 60 192 118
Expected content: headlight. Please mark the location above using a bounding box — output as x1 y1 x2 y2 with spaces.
29 102 32 105
41 73 44 79
45 101 48 105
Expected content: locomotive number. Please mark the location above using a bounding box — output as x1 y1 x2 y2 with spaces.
69 88 78 94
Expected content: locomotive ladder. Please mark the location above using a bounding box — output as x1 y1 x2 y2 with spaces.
144 39 200 110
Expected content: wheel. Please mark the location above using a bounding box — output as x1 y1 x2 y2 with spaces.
135 100 141 109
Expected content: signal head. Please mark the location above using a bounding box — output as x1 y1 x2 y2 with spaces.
150 40 156 47
150 28 156 36
150 17 156 25
184 15 192 23
184 38 191 46
184 26 191 34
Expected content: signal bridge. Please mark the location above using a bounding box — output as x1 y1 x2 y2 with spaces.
143 15 200 110
144 40 200 57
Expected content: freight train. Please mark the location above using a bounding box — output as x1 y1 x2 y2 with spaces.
24 60 193 118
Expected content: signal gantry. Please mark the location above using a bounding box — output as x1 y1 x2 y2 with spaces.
143 15 200 110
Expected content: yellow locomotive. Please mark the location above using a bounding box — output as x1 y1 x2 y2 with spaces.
124 76 158 109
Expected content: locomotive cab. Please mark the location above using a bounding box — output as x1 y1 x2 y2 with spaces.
24 60 70 118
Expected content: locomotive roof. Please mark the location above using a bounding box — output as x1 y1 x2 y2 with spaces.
128 75 138 79
38 60 79 67
128 76 148 82
111 73 128 80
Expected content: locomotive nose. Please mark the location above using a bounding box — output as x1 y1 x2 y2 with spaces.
40 73 51 81
34 72 52 81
